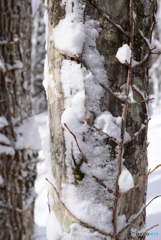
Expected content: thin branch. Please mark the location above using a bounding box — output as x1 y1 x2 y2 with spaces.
132 53 149 68
91 1 129 37
64 123 88 163
112 2 134 239
45 178 112 238
54 46 88 70
93 176 113 193
117 195 161 236
148 0 156 12
99 83 125 103
132 86 148 120
0 205 23 215
85 119 120 145
120 164 161 196
124 121 150 145
128 97 154 104
0 1 44 46
151 52 161 55
64 123 113 192
133 19 151 50
145 224 159 232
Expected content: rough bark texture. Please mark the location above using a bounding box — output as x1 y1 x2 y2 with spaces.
0 1 38 239
46 0 156 239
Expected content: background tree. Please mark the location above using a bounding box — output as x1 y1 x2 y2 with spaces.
149 0 161 105
0 0 40 239
45 0 158 239
31 0 47 114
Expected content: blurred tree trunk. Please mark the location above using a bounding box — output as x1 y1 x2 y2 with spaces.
45 0 156 239
0 0 39 239
31 1 47 114
149 0 161 105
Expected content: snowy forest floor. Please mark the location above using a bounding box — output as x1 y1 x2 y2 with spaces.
32 100 161 240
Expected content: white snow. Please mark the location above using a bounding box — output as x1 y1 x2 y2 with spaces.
0 175 4 186
116 44 132 64
43 54 54 98
0 133 11 145
51 0 86 55
94 111 131 143
15 117 41 150
46 211 63 240
118 165 134 193
6 60 23 70
0 116 8 128
0 145 15 155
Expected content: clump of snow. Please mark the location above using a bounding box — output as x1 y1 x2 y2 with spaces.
0 57 5 71
62 183 113 234
0 116 8 129
116 44 131 64
119 165 134 193
15 117 41 150
0 133 11 145
94 111 131 143
63 223 111 240
51 0 86 55
0 145 15 155
6 60 23 70
0 175 4 186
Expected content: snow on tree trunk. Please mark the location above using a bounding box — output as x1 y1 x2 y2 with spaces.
0 0 40 239
45 0 156 239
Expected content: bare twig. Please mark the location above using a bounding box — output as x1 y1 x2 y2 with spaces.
117 195 161 236
124 121 150 145
93 176 113 193
85 119 120 145
112 2 133 239
0 205 23 215
54 46 88 70
64 123 114 191
99 83 125 103
120 164 161 196
133 19 151 50
64 123 88 163
0 1 44 46
148 0 156 12
128 98 154 104
91 1 129 37
145 224 159 232
45 178 112 237
132 86 148 120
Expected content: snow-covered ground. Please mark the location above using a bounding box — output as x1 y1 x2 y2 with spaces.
33 101 161 239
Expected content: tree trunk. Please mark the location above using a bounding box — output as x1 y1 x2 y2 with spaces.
31 1 47 114
0 0 40 239
45 0 156 239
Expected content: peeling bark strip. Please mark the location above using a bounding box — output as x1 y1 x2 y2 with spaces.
46 0 157 239
0 0 40 239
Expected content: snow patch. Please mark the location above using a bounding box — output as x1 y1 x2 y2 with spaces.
51 0 86 55
119 165 134 193
15 117 41 150
116 44 131 64
0 116 8 129
0 133 11 145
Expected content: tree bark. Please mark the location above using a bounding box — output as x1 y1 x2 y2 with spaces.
46 0 156 239
0 0 39 239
